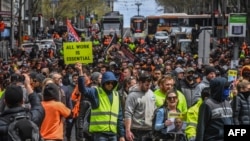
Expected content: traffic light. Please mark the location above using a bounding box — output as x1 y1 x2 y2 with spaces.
50 18 55 25
0 21 5 32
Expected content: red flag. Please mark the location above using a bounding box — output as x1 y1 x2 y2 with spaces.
66 20 80 42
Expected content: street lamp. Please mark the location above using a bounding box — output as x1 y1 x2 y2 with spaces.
50 0 59 29
135 2 142 16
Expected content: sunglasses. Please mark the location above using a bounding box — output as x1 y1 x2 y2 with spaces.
105 81 115 85
167 96 177 100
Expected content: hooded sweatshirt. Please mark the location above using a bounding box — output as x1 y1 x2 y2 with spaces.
196 77 233 141
124 85 156 130
78 71 125 137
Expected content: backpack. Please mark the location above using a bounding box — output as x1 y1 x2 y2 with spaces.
1 113 41 141
152 106 168 138
76 100 92 138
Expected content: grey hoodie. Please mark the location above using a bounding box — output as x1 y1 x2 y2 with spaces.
124 85 156 130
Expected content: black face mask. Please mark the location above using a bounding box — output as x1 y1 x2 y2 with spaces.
186 75 194 82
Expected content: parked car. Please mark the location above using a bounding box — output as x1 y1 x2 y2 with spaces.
20 42 40 53
154 31 170 43
39 39 56 50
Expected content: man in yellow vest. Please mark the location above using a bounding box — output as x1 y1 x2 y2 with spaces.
185 87 210 141
75 62 125 141
154 75 187 113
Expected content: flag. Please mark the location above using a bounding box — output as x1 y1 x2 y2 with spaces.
110 32 118 45
120 45 138 62
103 33 118 54
66 20 80 42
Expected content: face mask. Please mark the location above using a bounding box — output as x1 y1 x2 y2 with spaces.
222 88 230 101
187 75 194 81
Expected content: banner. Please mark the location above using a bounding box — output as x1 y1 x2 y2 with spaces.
63 42 93 64
227 69 237 82
66 20 80 42
120 46 137 62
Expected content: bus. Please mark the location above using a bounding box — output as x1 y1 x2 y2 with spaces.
130 15 147 40
147 13 228 37
100 11 123 39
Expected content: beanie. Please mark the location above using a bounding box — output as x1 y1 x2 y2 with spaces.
4 85 23 107
205 66 216 76
43 83 59 101
35 73 46 83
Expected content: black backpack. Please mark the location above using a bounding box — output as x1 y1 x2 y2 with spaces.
152 106 168 138
1 113 41 141
76 99 92 139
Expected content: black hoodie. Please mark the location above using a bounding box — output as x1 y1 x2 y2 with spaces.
196 77 233 141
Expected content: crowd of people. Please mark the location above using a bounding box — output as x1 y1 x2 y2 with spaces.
0 33 249 141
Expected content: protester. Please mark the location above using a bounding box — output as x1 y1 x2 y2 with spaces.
180 67 199 108
185 87 210 141
75 62 125 141
124 71 157 141
154 75 187 113
0 74 45 140
90 71 102 87
66 73 79 141
192 66 216 105
40 83 71 140
154 89 181 140
196 77 233 141
232 80 250 125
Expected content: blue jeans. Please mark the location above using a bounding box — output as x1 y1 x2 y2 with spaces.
92 133 117 141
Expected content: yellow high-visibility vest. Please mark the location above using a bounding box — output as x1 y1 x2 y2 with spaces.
89 88 119 133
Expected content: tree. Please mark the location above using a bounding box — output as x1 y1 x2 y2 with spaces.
155 0 211 14
40 0 110 25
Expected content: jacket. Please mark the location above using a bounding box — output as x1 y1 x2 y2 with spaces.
154 107 181 134
180 79 198 108
78 71 125 138
154 89 187 113
192 76 210 105
124 85 157 130
231 92 250 125
196 77 233 141
185 98 203 141
0 93 45 141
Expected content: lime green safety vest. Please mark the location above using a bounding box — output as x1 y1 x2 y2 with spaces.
0 90 5 99
128 43 136 51
185 98 203 140
154 89 187 113
93 40 100 46
60 49 64 56
89 88 119 133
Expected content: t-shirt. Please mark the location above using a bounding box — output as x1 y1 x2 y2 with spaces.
40 100 71 140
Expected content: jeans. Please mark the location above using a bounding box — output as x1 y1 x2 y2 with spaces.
92 133 117 141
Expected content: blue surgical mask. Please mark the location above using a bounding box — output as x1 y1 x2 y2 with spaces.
222 88 230 101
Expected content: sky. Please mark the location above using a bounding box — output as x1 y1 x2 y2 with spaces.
113 0 164 27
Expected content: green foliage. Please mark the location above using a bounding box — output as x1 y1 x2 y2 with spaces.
40 0 109 21
155 0 211 13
